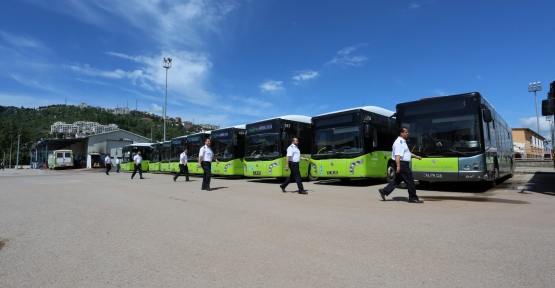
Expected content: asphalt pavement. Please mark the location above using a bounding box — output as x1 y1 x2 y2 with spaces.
0 168 554 287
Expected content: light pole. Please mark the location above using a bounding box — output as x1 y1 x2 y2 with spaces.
9 137 13 169
163 57 172 142
16 135 20 169
528 82 542 135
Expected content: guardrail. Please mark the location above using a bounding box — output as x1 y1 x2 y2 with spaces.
515 159 554 167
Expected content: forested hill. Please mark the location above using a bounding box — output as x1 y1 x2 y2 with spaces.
0 104 198 165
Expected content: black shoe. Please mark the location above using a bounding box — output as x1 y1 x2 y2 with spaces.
379 189 386 201
408 199 423 203
298 190 308 194
131 177 134 179
173 177 176 182
201 187 206 190
106 172 108 175
140 177 145 179
206 187 211 191
280 185 286 192
186 180 190 182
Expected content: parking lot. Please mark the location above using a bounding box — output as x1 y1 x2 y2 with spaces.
1 169 554 287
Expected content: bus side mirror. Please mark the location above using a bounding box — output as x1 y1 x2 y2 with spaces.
482 109 492 122
542 99 554 116
364 124 370 134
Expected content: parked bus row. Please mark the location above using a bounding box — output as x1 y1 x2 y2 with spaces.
119 92 515 188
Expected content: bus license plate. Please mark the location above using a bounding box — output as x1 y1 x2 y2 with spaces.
253 171 261 175
424 173 443 178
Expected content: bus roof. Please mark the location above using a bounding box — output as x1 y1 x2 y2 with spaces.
399 92 482 106
314 106 395 118
213 124 246 131
124 143 156 147
188 131 211 137
248 115 311 124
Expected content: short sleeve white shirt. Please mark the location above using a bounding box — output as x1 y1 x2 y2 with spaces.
134 154 142 164
116 158 120 164
199 145 214 162
286 144 301 162
180 152 188 164
105 156 111 164
392 136 412 162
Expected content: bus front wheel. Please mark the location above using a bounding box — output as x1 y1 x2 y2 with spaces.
308 167 318 182
486 167 499 189
386 162 396 183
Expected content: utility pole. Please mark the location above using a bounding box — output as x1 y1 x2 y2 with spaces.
163 56 172 142
9 138 13 169
16 135 20 169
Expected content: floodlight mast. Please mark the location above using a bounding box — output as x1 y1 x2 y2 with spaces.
163 57 172 142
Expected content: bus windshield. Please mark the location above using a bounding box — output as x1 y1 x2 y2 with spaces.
245 133 280 160
314 126 363 156
400 105 483 157
212 139 234 160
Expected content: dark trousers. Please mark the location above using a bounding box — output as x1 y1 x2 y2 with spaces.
106 164 111 174
131 164 143 179
174 164 190 181
201 161 211 189
281 162 304 191
116 164 121 173
383 161 418 200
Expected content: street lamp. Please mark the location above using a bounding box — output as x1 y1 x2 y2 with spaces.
163 57 172 142
528 82 542 135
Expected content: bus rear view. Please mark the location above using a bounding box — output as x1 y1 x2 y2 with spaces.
396 92 514 188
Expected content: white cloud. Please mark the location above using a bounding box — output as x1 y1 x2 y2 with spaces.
259 80 284 92
32 0 240 49
292 70 319 85
518 117 554 138
325 44 368 67
409 3 421 9
70 50 216 106
151 103 163 114
0 31 45 49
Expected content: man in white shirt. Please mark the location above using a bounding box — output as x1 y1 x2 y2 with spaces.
197 138 219 191
173 148 190 182
115 157 121 173
104 154 112 175
379 127 423 203
131 150 145 180
279 137 310 194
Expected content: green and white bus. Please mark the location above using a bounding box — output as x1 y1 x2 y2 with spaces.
311 106 397 182
244 115 313 179
148 143 162 172
396 92 514 188
210 125 246 176
121 143 156 172
185 131 211 175
168 136 187 173
159 141 172 172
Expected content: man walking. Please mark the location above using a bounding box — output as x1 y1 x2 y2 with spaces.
115 157 121 173
131 151 145 180
174 148 190 182
105 154 112 175
280 137 310 194
379 127 423 203
197 138 218 191
0 162 4 171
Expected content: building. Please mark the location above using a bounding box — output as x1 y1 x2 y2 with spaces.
30 129 150 169
77 103 90 109
182 121 193 129
114 107 130 115
512 128 547 158
51 121 119 135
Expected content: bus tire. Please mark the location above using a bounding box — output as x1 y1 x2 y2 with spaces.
308 167 318 182
487 167 499 189
386 162 396 183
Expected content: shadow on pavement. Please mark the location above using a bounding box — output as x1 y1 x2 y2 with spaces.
523 172 555 196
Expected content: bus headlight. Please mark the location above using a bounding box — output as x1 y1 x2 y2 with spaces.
464 165 471 170
473 161 480 170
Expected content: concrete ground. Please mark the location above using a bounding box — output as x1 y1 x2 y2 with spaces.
0 168 554 287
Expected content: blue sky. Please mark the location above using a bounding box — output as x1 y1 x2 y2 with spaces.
1 0 555 140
